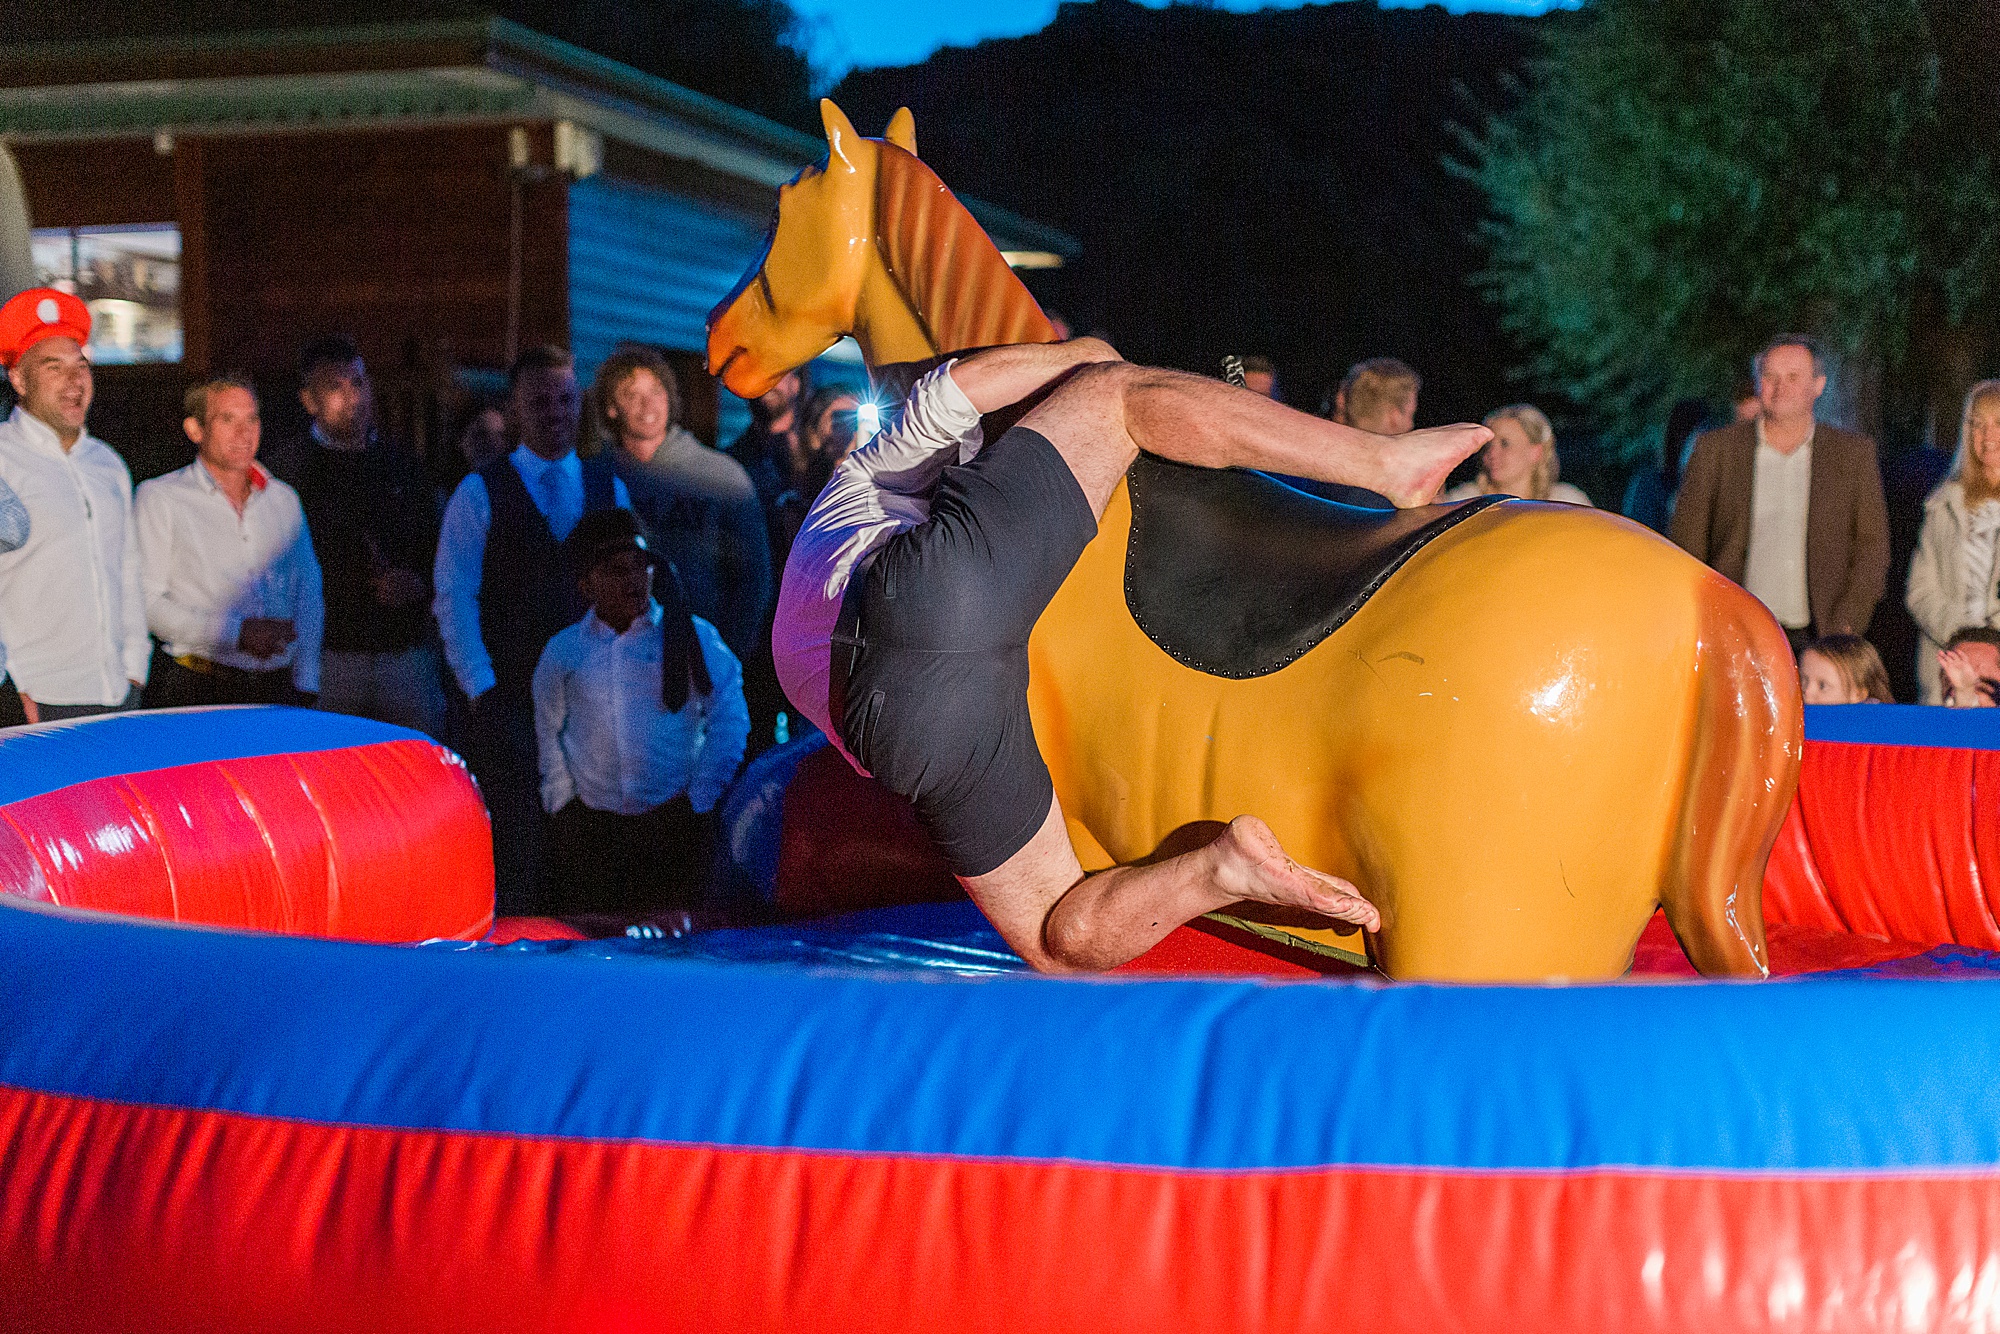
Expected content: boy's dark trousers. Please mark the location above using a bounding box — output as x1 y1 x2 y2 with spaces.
547 794 713 917
145 652 301 708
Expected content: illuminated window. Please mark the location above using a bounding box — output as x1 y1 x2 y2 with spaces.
29 225 183 365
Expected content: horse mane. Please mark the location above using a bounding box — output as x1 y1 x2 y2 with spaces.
873 143 1059 357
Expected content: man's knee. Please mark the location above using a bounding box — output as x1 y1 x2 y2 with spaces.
1062 336 1123 366
1035 359 1141 432
1060 358 1138 400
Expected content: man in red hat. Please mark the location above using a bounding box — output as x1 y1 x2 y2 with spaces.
0 287 150 722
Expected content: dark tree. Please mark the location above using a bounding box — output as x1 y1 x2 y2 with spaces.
1459 0 2000 457
834 0 1539 437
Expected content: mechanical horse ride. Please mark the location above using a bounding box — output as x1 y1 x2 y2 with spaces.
708 101 1802 981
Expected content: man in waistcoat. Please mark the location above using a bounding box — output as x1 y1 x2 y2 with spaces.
435 346 630 913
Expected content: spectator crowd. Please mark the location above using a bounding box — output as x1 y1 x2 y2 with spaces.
1 278 1993 919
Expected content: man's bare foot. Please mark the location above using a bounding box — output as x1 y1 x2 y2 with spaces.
1208 815 1381 931
1375 423 1491 508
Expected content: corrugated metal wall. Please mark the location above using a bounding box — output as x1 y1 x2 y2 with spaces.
567 173 872 448
568 173 768 444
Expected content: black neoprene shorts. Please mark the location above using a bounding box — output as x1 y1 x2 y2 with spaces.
832 426 1098 878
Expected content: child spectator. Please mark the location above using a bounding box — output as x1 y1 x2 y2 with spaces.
532 509 750 915
1798 633 1893 705
1938 627 2000 709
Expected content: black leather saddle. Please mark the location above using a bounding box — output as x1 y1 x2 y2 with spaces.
1123 454 1509 679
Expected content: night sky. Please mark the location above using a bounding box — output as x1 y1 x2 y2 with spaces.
791 0 1573 75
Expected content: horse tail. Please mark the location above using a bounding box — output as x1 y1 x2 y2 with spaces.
1656 576 1802 977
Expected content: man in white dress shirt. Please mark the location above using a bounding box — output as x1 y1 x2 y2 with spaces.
0 288 150 723
434 345 631 912
136 375 323 707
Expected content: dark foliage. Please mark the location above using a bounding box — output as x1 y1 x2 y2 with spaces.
833 0 1540 433
1459 0 2000 456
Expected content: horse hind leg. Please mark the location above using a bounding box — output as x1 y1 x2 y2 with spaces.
1657 580 1802 978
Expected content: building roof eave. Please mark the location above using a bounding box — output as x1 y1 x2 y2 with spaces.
0 18 1079 259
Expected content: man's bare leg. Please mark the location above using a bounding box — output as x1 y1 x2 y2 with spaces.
973 357 1488 519
966 795 1380 974
937 343 1477 971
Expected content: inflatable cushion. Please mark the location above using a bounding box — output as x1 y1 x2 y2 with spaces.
1767 704 2000 952
0 708 492 942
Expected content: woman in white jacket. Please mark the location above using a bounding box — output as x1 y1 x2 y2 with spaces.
1907 379 2000 703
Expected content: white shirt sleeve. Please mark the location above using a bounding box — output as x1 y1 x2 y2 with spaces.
433 473 496 699
0 477 20 681
843 360 985 496
136 480 240 658
118 471 151 685
687 619 749 814
290 503 325 694
531 633 576 814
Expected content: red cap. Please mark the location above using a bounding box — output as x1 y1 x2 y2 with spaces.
0 288 91 369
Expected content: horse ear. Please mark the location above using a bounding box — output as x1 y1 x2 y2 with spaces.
883 108 918 157
820 99 861 172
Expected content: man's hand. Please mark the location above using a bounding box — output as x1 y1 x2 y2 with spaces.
19 694 38 725
1941 647 1979 693
1940 648 1998 708
371 567 428 609
239 618 298 659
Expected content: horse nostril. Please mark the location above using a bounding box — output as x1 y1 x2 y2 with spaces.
714 346 746 381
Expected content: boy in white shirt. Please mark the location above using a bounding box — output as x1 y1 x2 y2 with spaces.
533 509 750 915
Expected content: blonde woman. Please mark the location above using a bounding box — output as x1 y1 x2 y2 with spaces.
1906 379 2000 704
1440 404 1591 505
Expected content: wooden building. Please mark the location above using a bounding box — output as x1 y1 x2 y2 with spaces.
0 21 1077 478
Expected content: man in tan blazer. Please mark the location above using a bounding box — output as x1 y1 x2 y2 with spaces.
1670 335 1890 653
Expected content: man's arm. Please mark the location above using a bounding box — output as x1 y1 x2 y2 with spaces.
433 474 496 700
948 338 1121 416
290 509 325 696
1834 439 1891 636
530 639 577 813
721 494 773 655
0 474 27 554
117 474 150 688
134 484 237 655
1668 433 1719 564
848 340 1122 501
688 621 750 814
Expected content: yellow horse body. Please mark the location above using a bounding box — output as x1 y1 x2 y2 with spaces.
709 102 1801 981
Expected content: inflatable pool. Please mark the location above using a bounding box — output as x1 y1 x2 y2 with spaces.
2 705 1999 1332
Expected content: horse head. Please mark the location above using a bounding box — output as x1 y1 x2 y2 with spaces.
709 102 1056 402
708 101 888 400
